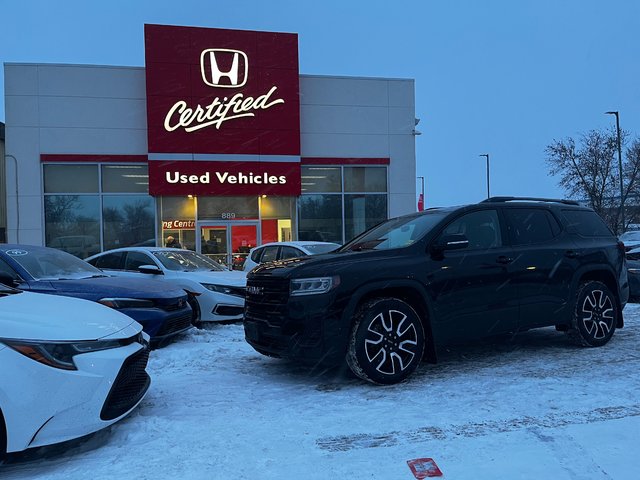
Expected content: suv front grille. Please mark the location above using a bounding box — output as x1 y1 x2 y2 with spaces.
100 348 150 421
245 276 290 327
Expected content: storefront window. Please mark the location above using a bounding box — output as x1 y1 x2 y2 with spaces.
43 163 155 257
44 195 100 257
102 165 149 193
298 165 388 244
345 194 388 241
198 196 258 220
159 196 196 250
298 194 343 243
344 166 387 192
260 196 296 243
44 165 99 193
103 196 155 250
301 166 341 193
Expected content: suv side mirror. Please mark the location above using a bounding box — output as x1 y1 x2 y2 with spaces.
431 234 470 253
138 264 163 275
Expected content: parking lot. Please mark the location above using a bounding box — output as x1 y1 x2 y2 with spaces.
3 305 640 479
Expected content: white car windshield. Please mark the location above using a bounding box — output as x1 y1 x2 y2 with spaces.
6 247 106 280
153 250 226 272
303 243 341 254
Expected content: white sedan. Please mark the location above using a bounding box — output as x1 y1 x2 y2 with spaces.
243 241 340 272
0 287 150 455
86 248 246 325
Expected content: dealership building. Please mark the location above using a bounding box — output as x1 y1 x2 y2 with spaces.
3 24 418 265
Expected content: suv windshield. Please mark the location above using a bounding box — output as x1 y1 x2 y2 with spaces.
340 211 447 252
154 250 226 271
6 247 105 280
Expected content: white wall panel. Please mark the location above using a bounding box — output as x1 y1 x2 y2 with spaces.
37 65 146 99
388 107 415 135
39 127 148 154
301 105 389 135
5 96 39 127
300 133 390 158
4 64 38 96
300 76 389 106
388 80 415 107
38 97 147 129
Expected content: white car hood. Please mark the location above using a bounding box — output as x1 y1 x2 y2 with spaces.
0 291 139 342
171 269 247 287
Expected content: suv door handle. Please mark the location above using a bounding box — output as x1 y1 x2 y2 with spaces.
565 250 581 259
496 256 514 265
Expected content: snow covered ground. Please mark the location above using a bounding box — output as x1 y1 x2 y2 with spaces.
3 305 640 479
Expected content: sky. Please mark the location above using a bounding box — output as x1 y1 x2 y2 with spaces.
1 0 639 207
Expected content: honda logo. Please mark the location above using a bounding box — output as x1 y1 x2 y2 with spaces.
200 49 248 88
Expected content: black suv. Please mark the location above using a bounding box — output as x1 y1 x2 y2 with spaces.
244 198 629 384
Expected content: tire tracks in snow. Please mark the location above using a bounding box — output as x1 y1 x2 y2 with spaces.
315 404 640 452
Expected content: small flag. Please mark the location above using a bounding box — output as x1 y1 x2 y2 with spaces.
407 458 443 478
417 193 425 212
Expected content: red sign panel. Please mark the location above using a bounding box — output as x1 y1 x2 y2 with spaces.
148 161 301 196
144 24 300 156
407 458 443 479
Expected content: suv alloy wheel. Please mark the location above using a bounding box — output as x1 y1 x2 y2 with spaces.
569 281 617 347
346 298 425 384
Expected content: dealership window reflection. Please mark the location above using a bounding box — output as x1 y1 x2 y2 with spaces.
45 195 101 258
299 165 388 243
298 195 343 243
44 163 155 257
103 196 155 250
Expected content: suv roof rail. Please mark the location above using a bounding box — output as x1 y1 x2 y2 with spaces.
480 196 580 206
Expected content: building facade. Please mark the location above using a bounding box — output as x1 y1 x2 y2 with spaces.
3 24 417 266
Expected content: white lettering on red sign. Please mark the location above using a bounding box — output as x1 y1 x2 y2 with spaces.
165 171 286 185
164 86 284 133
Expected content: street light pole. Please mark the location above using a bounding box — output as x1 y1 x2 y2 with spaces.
479 154 490 198
605 111 625 232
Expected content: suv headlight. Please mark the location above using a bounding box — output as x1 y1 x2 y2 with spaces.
290 276 340 296
1 338 132 370
98 298 155 309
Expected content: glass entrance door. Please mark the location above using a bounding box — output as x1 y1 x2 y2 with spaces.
196 222 259 270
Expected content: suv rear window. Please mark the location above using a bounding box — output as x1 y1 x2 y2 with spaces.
505 208 561 245
561 209 613 237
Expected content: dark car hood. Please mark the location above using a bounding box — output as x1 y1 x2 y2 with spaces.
251 249 409 278
27 276 185 301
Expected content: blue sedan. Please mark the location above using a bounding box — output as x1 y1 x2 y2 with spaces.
0 244 192 346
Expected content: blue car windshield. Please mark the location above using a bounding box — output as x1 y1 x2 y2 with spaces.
339 211 447 252
6 247 105 280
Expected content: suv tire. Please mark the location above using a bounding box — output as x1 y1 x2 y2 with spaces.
568 281 617 347
346 298 425 385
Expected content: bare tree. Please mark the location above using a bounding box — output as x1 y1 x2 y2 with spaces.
546 128 640 234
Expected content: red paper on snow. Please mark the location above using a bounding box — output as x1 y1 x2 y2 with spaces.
407 458 443 478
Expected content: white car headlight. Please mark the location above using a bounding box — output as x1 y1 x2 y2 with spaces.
290 276 339 296
1 334 146 370
201 284 245 297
